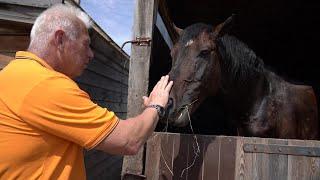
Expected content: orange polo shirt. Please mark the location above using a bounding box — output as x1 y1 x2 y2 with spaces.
0 51 119 179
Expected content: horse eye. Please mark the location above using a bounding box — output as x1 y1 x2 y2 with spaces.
198 49 212 58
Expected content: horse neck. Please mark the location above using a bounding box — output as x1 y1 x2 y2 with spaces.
217 35 269 112
220 71 269 113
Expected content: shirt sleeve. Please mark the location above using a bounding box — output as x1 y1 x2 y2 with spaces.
19 75 120 150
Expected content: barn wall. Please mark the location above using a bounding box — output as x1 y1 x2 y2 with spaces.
0 20 31 70
0 1 129 179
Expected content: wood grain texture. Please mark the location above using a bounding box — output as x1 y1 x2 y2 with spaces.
0 0 61 8
0 35 29 52
140 134 320 180
127 0 158 118
122 0 159 178
0 53 13 69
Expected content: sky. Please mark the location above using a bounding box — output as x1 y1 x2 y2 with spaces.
80 0 134 55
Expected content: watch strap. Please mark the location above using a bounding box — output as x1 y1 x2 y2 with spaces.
146 104 164 117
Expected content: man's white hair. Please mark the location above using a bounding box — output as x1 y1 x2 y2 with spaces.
30 4 91 47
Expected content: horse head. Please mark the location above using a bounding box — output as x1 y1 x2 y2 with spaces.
165 16 234 127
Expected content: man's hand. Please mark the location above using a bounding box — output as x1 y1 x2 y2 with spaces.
142 75 173 107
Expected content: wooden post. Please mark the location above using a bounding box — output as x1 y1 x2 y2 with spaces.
122 0 159 179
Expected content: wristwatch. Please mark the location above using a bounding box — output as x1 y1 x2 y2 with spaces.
146 104 165 118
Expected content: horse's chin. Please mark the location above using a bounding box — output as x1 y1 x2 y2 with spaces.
169 109 190 127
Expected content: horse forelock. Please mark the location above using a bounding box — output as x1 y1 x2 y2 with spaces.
179 23 213 45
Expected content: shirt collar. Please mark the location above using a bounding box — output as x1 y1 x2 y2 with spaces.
15 51 54 70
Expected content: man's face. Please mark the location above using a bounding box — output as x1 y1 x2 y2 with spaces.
61 22 94 78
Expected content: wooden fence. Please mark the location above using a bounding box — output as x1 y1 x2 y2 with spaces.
122 132 320 180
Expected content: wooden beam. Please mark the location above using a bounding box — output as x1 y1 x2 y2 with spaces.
71 0 81 5
122 0 159 179
0 4 44 24
156 12 173 49
0 0 62 8
157 0 179 43
0 53 14 69
0 35 29 52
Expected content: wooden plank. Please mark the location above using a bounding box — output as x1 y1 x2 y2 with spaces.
86 58 128 85
0 0 61 8
202 136 221 180
0 19 32 34
267 138 288 180
155 12 173 49
159 132 182 180
0 53 13 69
288 139 320 180
84 150 120 169
0 35 29 52
171 133 190 179
90 31 129 72
234 136 245 180
92 49 129 75
122 0 159 178
240 137 269 180
240 137 289 180
127 0 158 117
94 101 127 114
76 70 128 93
157 0 179 43
121 147 145 180
72 0 80 5
185 134 212 180
77 80 125 95
219 136 237 180
0 4 43 24
145 132 162 180
79 83 127 104
84 150 123 180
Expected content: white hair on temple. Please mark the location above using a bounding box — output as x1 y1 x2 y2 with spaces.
30 3 91 45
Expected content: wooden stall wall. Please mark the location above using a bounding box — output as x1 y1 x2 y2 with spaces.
0 1 130 179
142 132 320 180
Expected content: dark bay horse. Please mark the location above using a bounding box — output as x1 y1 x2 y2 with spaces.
165 16 319 139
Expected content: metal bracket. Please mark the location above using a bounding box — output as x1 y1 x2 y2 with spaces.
122 173 146 180
133 37 152 46
121 37 152 49
244 143 320 157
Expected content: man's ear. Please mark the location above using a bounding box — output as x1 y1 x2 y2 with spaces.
54 30 65 50
213 14 235 38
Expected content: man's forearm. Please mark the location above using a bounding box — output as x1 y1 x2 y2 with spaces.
125 108 159 153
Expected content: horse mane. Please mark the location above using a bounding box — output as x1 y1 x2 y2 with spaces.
217 35 265 86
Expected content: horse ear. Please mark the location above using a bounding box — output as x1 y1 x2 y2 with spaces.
172 23 183 36
214 14 235 37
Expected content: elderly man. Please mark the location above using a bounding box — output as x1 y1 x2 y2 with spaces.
0 4 172 179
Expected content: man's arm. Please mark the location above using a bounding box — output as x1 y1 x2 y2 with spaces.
95 75 173 155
